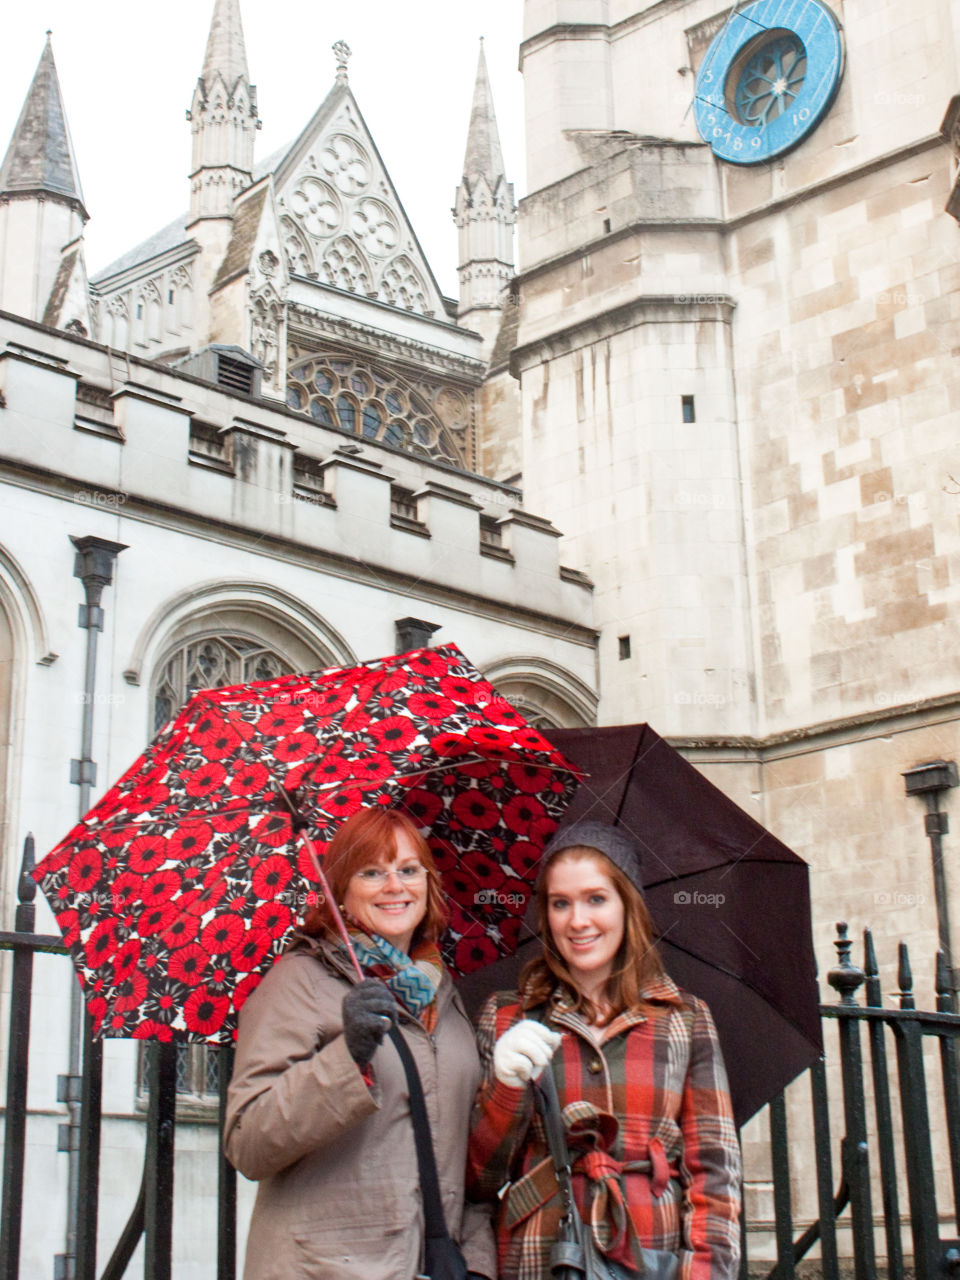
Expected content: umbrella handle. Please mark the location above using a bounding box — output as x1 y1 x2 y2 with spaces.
298 831 365 983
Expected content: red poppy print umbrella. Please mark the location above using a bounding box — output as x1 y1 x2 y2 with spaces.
34 644 579 1043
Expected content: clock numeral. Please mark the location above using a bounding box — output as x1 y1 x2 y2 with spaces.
793 107 811 124
751 136 762 148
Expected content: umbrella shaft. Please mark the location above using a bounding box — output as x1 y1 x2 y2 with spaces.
299 832 364 982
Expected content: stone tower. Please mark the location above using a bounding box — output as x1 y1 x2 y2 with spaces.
454 42 516 360
0 34 91 334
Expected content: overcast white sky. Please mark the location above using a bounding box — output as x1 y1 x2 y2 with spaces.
2 2 526 298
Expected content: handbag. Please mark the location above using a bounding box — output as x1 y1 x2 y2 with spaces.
533 1068 679 1280
388 1027 469 1280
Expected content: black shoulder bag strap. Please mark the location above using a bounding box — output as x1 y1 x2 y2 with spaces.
387 1026 468 1280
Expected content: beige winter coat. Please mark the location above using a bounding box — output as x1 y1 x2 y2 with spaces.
224 935 495 1280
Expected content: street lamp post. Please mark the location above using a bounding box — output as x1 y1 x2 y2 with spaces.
902 759 959 1008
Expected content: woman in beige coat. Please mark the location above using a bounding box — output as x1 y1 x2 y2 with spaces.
224 806 495 1280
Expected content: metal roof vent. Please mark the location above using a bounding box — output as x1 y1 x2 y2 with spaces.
172 345 262 398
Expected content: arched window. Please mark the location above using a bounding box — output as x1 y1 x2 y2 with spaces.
153 634 291 732
481 661 598 731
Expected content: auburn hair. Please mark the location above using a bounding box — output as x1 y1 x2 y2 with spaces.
300 806 448 944
520 846 664 1022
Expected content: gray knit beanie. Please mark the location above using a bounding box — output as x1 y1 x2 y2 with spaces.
538 819 644 894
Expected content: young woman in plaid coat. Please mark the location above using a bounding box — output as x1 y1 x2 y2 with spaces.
467 821 741 1280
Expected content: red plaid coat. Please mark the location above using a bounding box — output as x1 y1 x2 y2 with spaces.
467 978 741 1280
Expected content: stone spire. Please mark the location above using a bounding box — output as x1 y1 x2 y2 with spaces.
187 0 260 223
202 0 250 91
462 40 505 188
0 34 86 215
0 33 91 330
454 41 516 358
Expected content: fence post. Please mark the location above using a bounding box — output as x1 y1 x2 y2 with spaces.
827 922 876 1280
769 1094 795 1279
937 949 960 1230
144 1042 177 1280
217 1045 237 1280
0 837 38 1280
862 929 904 1277
893 942 941 1280
74 1013 103 1280
809 1057 840 1280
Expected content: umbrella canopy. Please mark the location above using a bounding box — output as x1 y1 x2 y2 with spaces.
457 722 822 1127
34 644 579 1043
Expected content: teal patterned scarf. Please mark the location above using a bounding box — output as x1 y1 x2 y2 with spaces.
345 928 441 1023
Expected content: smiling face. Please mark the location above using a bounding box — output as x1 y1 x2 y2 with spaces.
341 826 429 953
545 852 626 998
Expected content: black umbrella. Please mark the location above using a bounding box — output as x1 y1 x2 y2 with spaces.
458 722 822 1127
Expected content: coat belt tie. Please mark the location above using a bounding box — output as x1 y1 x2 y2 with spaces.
574 1139 672 1256
503 1137 675 1237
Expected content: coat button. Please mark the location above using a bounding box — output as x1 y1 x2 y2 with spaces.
588 1057 602 1074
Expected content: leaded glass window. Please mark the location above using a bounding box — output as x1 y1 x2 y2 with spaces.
286 349 470 467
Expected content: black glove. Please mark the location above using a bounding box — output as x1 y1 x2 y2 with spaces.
341 979 397 1066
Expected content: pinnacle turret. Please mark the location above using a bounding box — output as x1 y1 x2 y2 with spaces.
0 33 91 330
454 41 516 358
0 34 86 215
187 0 260 223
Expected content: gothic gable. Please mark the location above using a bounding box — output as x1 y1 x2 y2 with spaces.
272 83 446 318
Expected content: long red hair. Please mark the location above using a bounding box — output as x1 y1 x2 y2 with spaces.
300 806 448 944
520 847 664 1022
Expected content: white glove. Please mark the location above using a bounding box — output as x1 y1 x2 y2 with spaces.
493 1020 562 1088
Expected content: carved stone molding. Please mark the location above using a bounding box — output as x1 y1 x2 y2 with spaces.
286 305 486 381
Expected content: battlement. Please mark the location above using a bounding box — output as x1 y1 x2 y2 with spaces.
0 312 593 633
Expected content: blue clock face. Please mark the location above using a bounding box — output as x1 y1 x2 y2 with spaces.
694 0 844 165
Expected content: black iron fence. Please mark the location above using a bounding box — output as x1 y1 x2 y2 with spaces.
2 831 960 1279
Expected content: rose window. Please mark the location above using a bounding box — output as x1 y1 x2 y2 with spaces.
286 352 466 466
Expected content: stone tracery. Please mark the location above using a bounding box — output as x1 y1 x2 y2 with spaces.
351 198 400 257
320 133 371 194
319 236 372 294
378 254 429 314
290 176 342 239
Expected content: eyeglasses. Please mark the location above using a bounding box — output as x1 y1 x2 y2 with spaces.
352 864 428 887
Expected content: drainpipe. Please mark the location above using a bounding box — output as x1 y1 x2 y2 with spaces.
58 535 126 1280
902 758 959 1009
